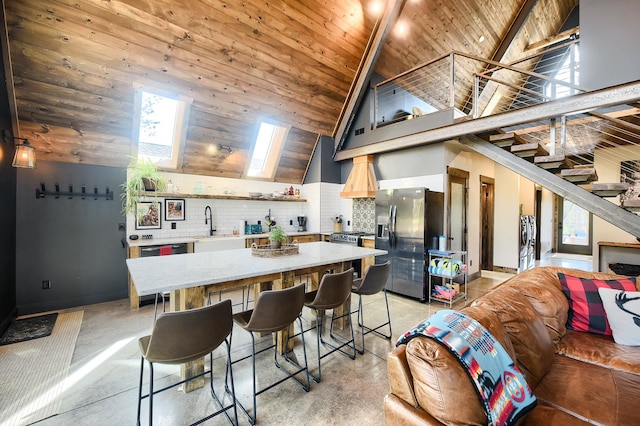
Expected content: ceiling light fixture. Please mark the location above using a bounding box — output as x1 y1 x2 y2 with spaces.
370 1 382 15
4 130 36 169
217 144 233 154
479 35 485 43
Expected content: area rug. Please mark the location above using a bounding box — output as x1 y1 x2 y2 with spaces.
0 310 83 426
0 313 58 346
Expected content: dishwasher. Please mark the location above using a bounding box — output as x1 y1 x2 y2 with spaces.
138 243 189 306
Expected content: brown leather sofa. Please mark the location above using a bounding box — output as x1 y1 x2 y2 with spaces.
385 266 640 425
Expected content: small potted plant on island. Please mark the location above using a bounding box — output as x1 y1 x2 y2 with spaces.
268 225 288 249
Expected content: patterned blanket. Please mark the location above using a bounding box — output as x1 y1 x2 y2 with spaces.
396 310 537 425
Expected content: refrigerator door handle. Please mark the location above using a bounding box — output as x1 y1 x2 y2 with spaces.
390 205 397 248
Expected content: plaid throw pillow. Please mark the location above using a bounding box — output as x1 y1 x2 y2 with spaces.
558 273 637 335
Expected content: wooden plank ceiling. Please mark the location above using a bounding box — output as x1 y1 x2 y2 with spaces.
5 0 576 183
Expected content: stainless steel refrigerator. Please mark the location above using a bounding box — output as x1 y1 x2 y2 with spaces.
375 188 444 301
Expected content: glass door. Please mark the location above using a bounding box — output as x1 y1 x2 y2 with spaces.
557 198 592 255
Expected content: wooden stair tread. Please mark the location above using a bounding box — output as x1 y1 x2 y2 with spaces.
489 132 526 148
621 199 640 209
534 154 574 171
511 142 549 158
561 167 598 183
591 182 630 197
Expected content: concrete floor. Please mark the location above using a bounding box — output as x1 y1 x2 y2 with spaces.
34 253 590 426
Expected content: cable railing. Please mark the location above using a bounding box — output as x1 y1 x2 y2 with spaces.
373 41 584 128
372 41 640 206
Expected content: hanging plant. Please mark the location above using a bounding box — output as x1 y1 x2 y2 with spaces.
121 157 167 214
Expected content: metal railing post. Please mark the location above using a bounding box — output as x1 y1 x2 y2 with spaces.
449 52 455 109
373 85 378 130
472 75 479 119
549 118 556 155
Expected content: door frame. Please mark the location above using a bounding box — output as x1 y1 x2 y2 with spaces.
447 167 469 253
480 175 495 270
557 196 593 255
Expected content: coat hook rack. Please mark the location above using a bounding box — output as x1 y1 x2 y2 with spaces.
36 182 114 200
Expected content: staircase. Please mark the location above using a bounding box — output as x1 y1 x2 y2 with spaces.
462 133 640 238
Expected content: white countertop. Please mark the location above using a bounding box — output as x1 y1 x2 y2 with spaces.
127 231 323 247
126 241 386 296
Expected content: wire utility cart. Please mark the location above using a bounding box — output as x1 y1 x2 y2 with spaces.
427 250 468 307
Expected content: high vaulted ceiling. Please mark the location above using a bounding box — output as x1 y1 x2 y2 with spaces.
4 0 577 183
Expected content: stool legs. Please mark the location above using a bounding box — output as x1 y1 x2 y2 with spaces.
353 289 393 354
308 307 356 383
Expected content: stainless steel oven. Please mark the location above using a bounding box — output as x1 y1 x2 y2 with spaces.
329 232 373 278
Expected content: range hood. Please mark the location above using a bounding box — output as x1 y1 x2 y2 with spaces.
340 155 378 198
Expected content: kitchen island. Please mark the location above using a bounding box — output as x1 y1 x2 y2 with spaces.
126 241 386 391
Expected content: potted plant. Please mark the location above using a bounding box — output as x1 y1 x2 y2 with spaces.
121 157 167 214
268 225 288 249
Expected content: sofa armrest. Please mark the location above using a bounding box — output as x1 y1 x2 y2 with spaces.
384 394 443 426
387 345 419 407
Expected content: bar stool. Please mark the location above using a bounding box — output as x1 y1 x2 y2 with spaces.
137 299 238 426
304 268 357 382
351 261 392 354
231 283 310 425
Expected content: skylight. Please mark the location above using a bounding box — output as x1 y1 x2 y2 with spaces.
133 87 191 169
246 121 288 179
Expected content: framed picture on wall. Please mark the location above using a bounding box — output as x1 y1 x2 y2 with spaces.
135 201 162 229
165 198 185 221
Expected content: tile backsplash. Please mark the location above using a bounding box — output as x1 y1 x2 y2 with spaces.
353 198 375 234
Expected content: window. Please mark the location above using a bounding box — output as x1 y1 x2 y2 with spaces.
246 121 289 179
545 44 580 100
133 86 192 169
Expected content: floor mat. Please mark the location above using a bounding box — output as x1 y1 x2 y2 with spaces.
0 313 58 346
0 310 83 426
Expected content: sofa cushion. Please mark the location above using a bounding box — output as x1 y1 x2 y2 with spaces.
598 287 640 346
558 273 637 335
472 286 554 388
402 306 515 425
556 329 640 374
534 354 640 425
405 336 487 425
499 268 569 343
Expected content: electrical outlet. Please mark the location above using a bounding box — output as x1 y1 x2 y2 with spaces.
469 260 472 266
289 220 293 225
42 280 51 290
171 222 176 229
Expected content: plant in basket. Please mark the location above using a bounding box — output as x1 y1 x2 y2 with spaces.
268 226 288 249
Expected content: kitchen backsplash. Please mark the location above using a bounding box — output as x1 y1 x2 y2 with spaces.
126 196 307 238
353 198 375 234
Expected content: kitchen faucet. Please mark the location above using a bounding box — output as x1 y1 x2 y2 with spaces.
204 206 215 236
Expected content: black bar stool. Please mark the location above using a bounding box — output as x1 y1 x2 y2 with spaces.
137 299 238 426
351 261 392 354
231 283 310 425
304 268 357 382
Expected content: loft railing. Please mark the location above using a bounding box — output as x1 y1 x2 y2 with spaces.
372 40 583 128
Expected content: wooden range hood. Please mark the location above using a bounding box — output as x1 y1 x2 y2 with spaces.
340 155 378 198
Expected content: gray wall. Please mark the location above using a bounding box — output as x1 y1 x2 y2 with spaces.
16 161 128 314
0 93 16 331
581 0 640 90
304 135 341 184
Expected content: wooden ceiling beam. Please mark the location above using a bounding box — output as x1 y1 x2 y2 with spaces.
525 25 580 52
